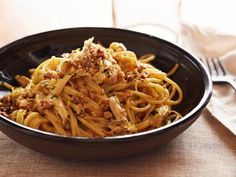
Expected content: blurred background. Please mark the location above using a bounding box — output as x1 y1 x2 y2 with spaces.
0 0 236 47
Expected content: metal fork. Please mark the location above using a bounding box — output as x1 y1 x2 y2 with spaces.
201 57 236 91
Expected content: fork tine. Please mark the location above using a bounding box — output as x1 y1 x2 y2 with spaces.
215 57 226 75
200 57 236 90
212 58 219 75
206 58 213 75
201 57 212 75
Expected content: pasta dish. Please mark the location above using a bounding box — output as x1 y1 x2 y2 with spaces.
0 38 183 137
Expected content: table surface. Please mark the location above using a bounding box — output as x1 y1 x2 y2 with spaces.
0 1 236 176
0 110 235 177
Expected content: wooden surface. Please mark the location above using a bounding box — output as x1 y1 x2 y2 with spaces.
0 110 235 177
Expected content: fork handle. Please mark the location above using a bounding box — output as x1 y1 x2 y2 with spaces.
212 78 236 91
228 79 236 91
213 78 236 91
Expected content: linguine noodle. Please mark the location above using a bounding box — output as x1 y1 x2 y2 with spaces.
0 38 183 137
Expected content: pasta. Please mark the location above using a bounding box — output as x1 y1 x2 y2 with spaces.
0 38 183 137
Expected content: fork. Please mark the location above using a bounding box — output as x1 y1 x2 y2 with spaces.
201 57 236 91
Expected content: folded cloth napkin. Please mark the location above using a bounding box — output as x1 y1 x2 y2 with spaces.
180 23 236 135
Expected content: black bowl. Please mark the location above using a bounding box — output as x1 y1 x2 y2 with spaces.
0 28 212 160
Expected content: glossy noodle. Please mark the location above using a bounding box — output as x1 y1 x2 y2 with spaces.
0 38 183 137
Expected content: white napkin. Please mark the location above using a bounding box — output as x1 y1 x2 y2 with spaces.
180 23 236 135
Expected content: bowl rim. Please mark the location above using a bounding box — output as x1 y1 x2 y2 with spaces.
0 27 212 142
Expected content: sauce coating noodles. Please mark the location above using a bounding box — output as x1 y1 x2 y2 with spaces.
0 38 183 137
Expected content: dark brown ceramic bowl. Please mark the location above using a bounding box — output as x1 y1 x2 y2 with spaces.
0 28 212 160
